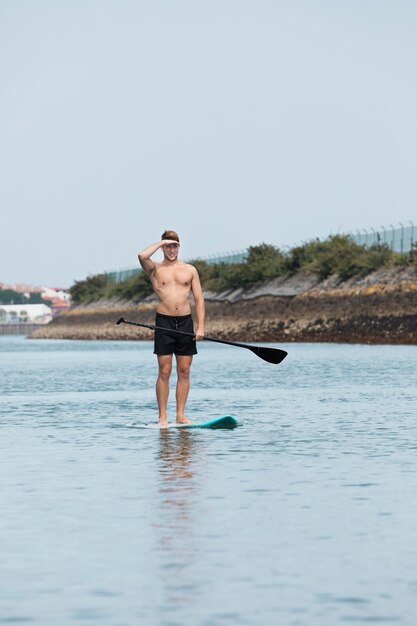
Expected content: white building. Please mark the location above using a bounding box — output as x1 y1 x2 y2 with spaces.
0 304 53 324
41 287 71 302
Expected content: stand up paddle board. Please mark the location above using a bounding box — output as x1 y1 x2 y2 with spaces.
128 415 238 430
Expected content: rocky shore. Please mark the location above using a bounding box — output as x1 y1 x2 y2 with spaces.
31 267 417 344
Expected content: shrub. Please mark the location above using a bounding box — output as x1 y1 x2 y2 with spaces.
69 274 113 304
68 236 406 303
285 235 397 280
245 243 286 282
111 271 153 300
193 244 285 292
0 289 45 305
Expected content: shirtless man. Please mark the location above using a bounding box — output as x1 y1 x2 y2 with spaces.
138 230 205 427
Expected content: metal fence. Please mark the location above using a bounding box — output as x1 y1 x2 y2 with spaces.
350 222 416 254
194 250 247 265
105 250 248 283
105 223 416 283
106 268 141 283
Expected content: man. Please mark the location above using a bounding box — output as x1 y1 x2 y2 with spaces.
138 230 205 427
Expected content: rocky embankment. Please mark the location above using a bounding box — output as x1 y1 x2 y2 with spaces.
31 267 417 344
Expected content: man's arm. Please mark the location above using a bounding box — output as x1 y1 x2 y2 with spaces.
138 240 176 273
191 266 205 340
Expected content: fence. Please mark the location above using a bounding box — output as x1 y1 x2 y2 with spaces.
105 250 248 283
350 222 416 254
105 224 416 283
0 323 43 336
106 268 141 283
195 250 247 265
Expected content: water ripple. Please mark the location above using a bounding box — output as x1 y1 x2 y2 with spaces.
1 337 417 624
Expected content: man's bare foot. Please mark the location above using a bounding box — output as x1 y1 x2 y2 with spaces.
159 419 168 428
176 416 191 424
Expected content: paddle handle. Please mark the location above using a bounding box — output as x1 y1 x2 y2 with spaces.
118 317 246 346
116 317 287 364
117 317 194 337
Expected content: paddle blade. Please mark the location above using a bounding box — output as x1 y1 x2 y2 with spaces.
116 317 126 325
251 346 288 364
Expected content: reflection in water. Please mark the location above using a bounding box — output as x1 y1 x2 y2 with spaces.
157 429 196 522
159 430 195 476
155 430 203 612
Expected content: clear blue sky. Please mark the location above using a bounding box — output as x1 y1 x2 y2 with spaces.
1 1 416 287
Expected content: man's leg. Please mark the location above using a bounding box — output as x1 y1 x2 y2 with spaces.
156 354 172 427
175 355 193 424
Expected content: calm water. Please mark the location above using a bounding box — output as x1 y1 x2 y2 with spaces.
1 335 417 625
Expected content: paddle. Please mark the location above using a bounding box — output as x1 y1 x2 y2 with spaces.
116 317 287 364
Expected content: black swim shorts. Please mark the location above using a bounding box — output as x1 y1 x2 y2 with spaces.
153 313 197 356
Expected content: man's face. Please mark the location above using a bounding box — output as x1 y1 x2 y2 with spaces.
163 242 179 261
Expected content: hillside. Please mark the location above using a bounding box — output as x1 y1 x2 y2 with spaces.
31 266 417 344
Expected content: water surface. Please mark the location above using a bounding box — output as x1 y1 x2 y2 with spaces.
1 336 417 625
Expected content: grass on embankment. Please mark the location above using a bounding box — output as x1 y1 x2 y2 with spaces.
69 235 416 305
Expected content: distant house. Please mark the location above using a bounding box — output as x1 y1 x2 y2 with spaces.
0 304 52 324
41 287 71 302
49 297 71 316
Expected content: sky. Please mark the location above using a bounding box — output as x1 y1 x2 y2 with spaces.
1 0 416 288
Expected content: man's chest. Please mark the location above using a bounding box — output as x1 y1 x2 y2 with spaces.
154 267 192 288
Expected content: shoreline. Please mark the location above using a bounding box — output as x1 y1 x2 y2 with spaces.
30 267 417 345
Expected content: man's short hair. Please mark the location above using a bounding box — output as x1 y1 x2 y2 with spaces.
161 229 180 243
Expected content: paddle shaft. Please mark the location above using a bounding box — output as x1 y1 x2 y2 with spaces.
116 317 287 364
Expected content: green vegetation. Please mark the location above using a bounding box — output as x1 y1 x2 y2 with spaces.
69 270 153 304
0 289 44 305
193 244 286 292
69 235 409 304
283 235 399 280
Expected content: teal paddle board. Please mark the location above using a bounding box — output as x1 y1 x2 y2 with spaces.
128 415 238 430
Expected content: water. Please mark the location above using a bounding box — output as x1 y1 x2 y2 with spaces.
1 335 417 625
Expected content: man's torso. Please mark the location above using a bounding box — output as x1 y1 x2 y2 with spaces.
151 262 194 316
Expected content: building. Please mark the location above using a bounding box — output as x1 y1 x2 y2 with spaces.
48 297 71 316
0 304 53 324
